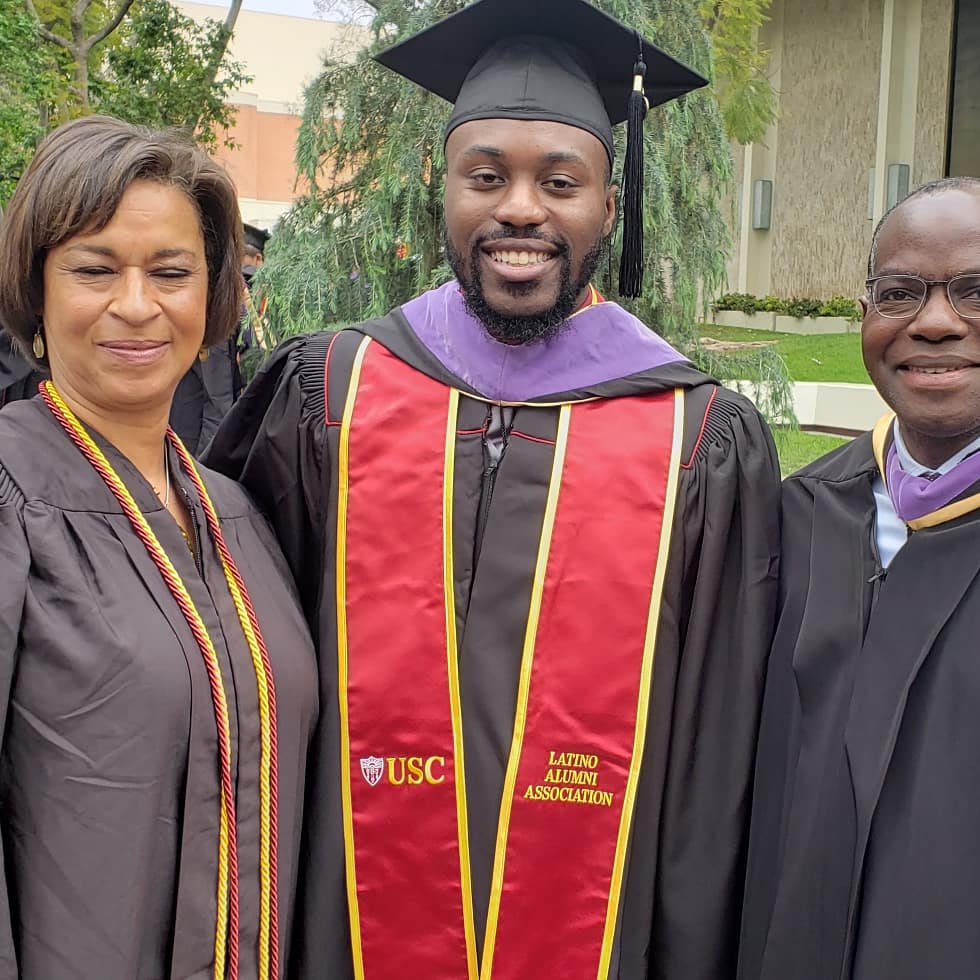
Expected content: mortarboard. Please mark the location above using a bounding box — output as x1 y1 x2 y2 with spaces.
375 0 707 297
243 223 271 253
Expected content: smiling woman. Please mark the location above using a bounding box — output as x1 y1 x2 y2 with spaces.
41 181 210 425
0 116 317 979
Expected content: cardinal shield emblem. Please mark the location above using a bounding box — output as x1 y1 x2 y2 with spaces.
360 756 385 787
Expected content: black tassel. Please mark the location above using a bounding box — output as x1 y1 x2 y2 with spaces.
618 55 647 298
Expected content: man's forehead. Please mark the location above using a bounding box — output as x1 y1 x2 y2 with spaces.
447 118 608 165
875 189 980 265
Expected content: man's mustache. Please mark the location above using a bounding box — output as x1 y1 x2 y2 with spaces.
476 228 569 255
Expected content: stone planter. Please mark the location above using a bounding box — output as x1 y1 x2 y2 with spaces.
710 310 860 335
774 314 859 335
713 310 777 331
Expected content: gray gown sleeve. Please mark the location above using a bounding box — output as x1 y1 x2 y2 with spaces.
0 476 29 976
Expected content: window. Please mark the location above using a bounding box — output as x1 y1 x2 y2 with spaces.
949 0 980 176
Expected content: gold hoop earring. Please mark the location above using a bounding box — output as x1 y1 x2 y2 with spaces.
198 346 210 362
32 330 45 360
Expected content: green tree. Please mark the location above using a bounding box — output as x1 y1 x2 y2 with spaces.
700 0 776 145
95 0 250 152
262 0 734 352
24 0 136 108
0 0 249 202
0 0 55 202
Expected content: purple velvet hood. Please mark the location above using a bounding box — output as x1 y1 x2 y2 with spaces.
400 281 687 403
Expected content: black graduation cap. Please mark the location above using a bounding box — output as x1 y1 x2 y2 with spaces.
375 0 707 297
243 223 271 253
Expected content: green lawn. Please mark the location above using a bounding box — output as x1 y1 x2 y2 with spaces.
700 324 869 384
773 429 850 476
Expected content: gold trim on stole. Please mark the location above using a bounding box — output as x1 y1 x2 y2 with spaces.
480 404 573 979
444 388 481 980
872 410 980 530
597 388 685 978
336 335 373 980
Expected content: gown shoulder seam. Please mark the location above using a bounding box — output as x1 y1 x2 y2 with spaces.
0 460 26 508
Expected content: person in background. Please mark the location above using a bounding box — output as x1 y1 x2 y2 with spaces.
205 1 781 977
0 114 317 978
170 339 238 453
740 177 980 980
0 328 45 407
239 224 275 377
242 225 267 281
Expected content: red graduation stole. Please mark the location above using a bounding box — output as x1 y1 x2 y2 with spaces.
335 339 683 979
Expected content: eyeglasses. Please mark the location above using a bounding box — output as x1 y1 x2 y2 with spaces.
865 273 980 320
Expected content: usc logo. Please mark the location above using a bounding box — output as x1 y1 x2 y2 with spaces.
359 755 446 787
387 756 446 786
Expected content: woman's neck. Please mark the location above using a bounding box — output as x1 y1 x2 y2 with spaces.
52 381 171 491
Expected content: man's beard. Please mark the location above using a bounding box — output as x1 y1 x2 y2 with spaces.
445 227 605 345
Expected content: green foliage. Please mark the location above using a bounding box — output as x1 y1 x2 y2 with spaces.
700 324 868 383
0 0 55 201
817 295 862 320
783 296 822 318
713 291 762 313
713 291 861 320
0 0 246 203
698 0 776 145
694 338 795 423
95 0 250 151
264 0 734 358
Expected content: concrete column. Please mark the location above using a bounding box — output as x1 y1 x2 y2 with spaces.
872 0 923 224
736 0 785 295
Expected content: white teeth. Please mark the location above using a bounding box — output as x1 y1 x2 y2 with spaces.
490 250 552 267
909 366 962 374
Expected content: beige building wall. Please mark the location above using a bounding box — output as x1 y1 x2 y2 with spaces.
915 0 955 185
729 0 955 301
772 0 883 299
173 2 367 230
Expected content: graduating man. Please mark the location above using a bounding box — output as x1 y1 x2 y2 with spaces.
739 177 980 980
206 0 780 976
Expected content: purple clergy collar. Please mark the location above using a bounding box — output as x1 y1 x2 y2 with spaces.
885 438 980 523
400 280 686 403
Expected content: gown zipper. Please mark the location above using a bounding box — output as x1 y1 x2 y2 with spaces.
178 483 205 578
474 405 512 565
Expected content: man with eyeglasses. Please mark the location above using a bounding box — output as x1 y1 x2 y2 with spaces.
738 176 980 980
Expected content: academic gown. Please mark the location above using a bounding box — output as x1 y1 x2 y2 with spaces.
0 333 45 409
739 434 980 980
0 397 318 979
204 298 781 980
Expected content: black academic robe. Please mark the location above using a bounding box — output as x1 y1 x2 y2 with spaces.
0 333 45 408
204 311 781 980
170 343 239 455
739 434 980 980
0 398 318 979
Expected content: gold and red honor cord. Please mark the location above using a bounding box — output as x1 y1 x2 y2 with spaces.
40 381 280 980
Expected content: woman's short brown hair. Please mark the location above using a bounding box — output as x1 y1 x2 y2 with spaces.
0 115 243 361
